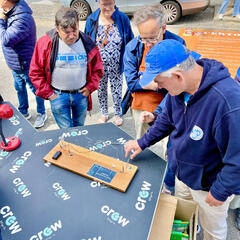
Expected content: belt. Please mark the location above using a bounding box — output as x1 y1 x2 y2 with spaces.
51 86 83 94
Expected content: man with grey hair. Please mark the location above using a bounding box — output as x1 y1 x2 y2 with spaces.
123 4 185 139
125 39 240 240
29 7 103 128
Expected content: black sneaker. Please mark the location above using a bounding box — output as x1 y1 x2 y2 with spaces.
23 112 31 120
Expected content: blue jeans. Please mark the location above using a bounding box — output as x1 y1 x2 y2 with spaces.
12 70 45 115
219 0 240 16
50 91 88 128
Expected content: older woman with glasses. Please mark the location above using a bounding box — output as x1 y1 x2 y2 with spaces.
123 4 186 139
85 0 133 126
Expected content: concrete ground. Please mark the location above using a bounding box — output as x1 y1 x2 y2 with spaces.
0 0 240 239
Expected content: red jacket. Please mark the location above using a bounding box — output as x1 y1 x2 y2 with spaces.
29 29 103 111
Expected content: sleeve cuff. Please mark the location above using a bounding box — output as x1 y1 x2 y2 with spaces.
137 138 147 151
210 185 230 202
48 92 55 100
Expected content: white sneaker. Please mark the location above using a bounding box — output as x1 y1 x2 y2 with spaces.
197 224 201 234
33 113 47 128
219 14 224 19
236 15 240 19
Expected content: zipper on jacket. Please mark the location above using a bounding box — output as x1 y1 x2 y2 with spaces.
176 157 180 180
184 103 188 131
184 105 187 114
18 55 24 70
176 97 191 180
176 103 187 181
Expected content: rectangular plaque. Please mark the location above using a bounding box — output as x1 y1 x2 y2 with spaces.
87 164 116 183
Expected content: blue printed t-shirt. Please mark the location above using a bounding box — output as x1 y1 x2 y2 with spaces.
51 38 87 90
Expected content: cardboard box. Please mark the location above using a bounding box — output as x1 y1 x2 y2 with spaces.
149 194 198 240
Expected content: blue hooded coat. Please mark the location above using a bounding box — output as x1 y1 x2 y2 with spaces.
0 0 36 71
138 59 240 202
84 6 134 74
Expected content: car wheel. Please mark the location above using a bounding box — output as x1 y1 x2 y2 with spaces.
162 1 181 24
71 0 91 21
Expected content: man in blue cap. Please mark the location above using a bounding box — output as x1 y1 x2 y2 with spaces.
125 39 240 240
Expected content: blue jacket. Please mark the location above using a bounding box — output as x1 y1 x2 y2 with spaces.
154 94 168 114
138 59 240 201
84 6 134 74
123 31 186 93
0 0 36 71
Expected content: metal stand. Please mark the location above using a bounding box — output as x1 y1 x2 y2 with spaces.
0 119 7 146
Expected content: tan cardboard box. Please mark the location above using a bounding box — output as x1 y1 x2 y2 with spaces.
149 193 198 240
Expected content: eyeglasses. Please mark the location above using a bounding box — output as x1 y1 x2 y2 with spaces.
139 29 163 44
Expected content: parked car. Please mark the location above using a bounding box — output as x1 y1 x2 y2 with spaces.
59 0 209 24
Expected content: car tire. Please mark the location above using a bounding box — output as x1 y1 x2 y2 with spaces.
71 0 91 21
162 1 181 24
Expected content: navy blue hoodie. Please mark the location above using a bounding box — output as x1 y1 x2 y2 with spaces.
138 59 240 201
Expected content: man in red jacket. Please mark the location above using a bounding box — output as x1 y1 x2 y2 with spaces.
29 7 103 128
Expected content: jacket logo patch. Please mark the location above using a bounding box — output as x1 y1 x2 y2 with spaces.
190 125 203 141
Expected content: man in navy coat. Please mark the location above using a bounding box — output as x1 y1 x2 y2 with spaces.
0 0 47 128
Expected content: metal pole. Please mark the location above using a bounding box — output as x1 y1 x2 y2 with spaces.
0 119 8 146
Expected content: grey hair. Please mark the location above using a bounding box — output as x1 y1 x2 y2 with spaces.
161 47 196 77
133 4 167 27
55 7 79 30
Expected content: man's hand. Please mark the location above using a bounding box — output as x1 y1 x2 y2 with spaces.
49 93 58 101
142 81 158 91
140 111 155 123
205 191 224 207
80 87 90 97
124 140 142 159
0 11 6 20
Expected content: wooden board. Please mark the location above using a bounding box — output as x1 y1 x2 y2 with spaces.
179 28 240 77
43 140 138 192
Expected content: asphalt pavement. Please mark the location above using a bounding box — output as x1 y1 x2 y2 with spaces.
0 0 240 239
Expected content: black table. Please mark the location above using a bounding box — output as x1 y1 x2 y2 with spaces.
0 103 166 240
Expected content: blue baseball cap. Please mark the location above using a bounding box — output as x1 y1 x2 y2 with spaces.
139 39 201 87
